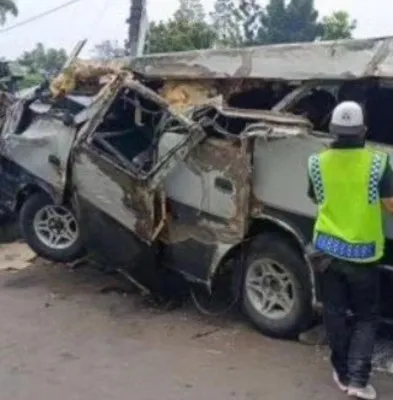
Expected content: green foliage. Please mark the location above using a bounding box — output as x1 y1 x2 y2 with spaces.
0 0 18 26
210 0 243 47
145 0 215 54
146 18 216 53
211 0 357 48
237 0 263 46
255 0 322 45
174 0 205 22
18 43 67 74
210 0 262 47
145 0 357 54
285 0 321 42
321 11 357 41
258 0 289 45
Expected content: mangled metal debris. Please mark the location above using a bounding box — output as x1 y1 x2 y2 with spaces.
0 90 14 131
130 36 393 80
0 38 317 340
5 36 393 342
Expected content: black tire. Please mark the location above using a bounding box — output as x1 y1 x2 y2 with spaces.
241 233 313 339
19 192 85 263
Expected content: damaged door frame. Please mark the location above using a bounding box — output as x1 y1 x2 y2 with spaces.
71 72 208 246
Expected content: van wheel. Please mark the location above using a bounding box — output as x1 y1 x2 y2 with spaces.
241 233 313 339
19 192 85 262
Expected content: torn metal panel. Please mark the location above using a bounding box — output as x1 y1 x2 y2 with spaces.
244 122 311 139
120 76 209 187
62 40 87 70
192 103 312 139
130 36 393 80
158 133 252 244
0 91 15 132
272 82 315 112
72 149 155 243
1 117 77 199
1 99 24 137
0 77 117 203
212 104 311 126
252 135 329 218
74 74 126 146
15 86 40 100
71 71 209 247
158 79 291 111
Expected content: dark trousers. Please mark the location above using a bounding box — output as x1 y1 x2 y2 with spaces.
321 259 379 388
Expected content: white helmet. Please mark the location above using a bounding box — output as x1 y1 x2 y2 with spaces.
329 101 365 136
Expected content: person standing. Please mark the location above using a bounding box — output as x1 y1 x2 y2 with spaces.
307 101 393 399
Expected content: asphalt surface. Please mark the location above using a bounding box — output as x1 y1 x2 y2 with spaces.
0 246 392 400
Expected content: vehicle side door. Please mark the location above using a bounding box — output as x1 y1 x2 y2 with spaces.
71 82 206 266
155 112 253 282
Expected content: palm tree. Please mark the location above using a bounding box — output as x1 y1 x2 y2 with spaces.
0 0 18 26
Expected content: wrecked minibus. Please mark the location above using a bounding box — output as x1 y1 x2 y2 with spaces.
2 37 393 339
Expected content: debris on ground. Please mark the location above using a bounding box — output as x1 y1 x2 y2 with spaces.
0 242 36 272
191 328 221 340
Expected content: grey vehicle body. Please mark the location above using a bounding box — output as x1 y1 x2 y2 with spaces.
3 36 393 338
130 35 393 283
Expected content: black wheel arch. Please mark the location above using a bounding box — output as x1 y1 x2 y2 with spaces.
14 182 58 213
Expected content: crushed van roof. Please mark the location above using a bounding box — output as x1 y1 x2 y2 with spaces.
130 36 393 81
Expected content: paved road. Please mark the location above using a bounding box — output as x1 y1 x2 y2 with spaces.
0 255 391 400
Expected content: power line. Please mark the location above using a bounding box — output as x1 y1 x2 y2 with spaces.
86 0 112 40
0 0 87 35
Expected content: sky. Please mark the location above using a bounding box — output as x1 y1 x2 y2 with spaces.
0 0 392 60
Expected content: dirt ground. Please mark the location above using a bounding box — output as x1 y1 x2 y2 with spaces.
0 244 392 400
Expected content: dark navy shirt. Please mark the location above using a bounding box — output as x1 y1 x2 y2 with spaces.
307 139 393 201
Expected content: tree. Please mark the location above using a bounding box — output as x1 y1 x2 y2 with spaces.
174 0 205 23
210 0 243 48
258 0 288 45
18 43 67 74
285 0 321 42
0 0 17 25
320 11 357 41
210 0 262 47
92 40 127 60
237 0 263 46
145 19 216 54
145 0 215 54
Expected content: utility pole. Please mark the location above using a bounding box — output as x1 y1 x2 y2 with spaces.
126 0 148 58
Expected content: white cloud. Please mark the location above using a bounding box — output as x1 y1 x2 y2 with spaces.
0 0 391 60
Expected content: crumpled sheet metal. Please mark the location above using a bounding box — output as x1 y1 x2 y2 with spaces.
0 90 12 113
0 91 15 132
130 36 393 80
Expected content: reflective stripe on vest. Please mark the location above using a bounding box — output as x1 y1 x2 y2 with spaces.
308 148 387 263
